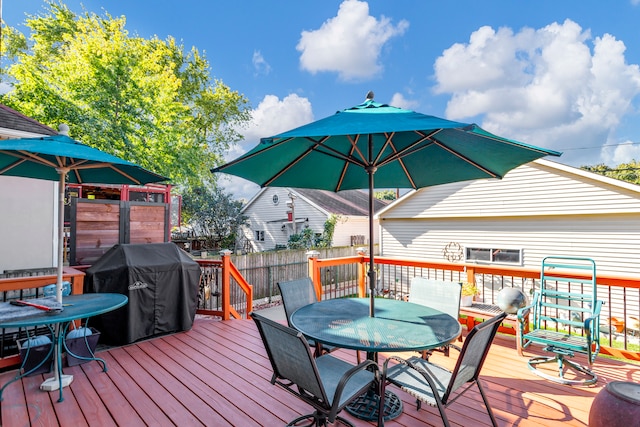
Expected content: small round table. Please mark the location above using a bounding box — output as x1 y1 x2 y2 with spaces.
0 293 128 403
291 298 462 421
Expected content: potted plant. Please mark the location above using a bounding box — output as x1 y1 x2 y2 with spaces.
460 282 478 306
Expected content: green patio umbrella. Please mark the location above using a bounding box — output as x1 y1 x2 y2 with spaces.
213 95 562 316
0 133 168 303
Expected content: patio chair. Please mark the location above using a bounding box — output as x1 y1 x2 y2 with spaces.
250 312 379 427
278 278 359 360
517 256 603 385
380 312 506 427
409 277 462 359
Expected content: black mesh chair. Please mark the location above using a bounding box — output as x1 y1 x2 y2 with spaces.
251 312 379 427
380 312 506 427
277 278 340 358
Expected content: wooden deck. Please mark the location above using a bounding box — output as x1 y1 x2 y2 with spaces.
1 317 639 426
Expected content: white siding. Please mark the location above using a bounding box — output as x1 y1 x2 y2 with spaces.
386 162 640 219
332 215 379 247
242 188 327 251
380 160 640 276
381 214 640 275
0 176 57 271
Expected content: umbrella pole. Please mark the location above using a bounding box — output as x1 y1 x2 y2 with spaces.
41 169 73 396
367 136 376 318
55 170 66 304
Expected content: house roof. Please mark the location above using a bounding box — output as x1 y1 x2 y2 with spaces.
243 187 389 216
0 104 58 138
293 188 388 216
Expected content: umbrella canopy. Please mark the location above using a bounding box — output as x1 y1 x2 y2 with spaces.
213 98 562 316
0 133 168 302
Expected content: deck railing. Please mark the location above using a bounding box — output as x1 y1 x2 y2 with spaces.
195 251 253 320
307 253 640 361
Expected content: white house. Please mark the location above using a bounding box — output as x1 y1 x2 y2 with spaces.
0 104 59 273
240 187 388 252
377 159 640 276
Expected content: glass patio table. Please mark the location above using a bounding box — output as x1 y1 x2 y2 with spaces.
290 297 462 421
0 293 128 402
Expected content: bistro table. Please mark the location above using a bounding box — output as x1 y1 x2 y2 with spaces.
0 293 128 402
291 297 462 421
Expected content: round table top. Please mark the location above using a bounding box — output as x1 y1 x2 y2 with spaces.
0 293 128 328
290 298 462 352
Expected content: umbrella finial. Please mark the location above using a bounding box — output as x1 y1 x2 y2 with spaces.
58 124 69 136
365 90 374 101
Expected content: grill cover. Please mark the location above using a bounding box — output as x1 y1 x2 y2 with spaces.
85 243 201 345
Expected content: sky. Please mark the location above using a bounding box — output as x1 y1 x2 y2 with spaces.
3 0 640 200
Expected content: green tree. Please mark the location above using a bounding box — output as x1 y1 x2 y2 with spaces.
287 227 316 250
581 160 640 184
0 1 251 188
375 189 397 200
316 214 339 248
181 184 248 250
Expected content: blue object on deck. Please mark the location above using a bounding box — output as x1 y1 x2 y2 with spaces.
44 282 71 298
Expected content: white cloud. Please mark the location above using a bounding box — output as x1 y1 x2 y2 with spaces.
252 50 271 76
296 0 408 81
433 19 640 167
389 92 418 110
218 94 315 201
0 82 14 95
602 140 640 164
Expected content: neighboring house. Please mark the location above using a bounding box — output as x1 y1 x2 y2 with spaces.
0 104 59 273
240 187 388 252
377 159 640 276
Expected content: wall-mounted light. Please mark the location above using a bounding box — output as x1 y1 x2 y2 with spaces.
281 224 286 232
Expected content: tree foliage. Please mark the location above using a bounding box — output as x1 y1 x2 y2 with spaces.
375 189 397 200
0 1 251 188
288 214 340 250
181 184 247 250
287 227 316 250
581 160 640 185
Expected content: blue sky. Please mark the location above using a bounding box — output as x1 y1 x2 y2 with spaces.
4 0 640 200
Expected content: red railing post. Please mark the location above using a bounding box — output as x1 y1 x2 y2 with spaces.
306 250 322 300
220 250 232 320
356 247 367 297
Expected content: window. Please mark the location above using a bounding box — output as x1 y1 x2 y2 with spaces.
255 230 265 241
272 194 279 205
465 247 522 265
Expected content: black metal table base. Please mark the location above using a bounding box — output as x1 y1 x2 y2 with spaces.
345 389 403 422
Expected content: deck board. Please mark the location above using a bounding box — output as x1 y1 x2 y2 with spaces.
2 317 640 427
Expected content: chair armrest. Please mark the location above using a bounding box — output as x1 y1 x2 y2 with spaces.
381 355 446 402
517 305 533 321
584 300 604 330
332 359 379 408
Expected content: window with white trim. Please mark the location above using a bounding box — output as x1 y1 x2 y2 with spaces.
465 247 522 265
255 230 265 242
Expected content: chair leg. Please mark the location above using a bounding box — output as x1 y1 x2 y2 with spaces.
476 380 499 427
433 395 451 427
286 412 355 427
527 352 598 386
